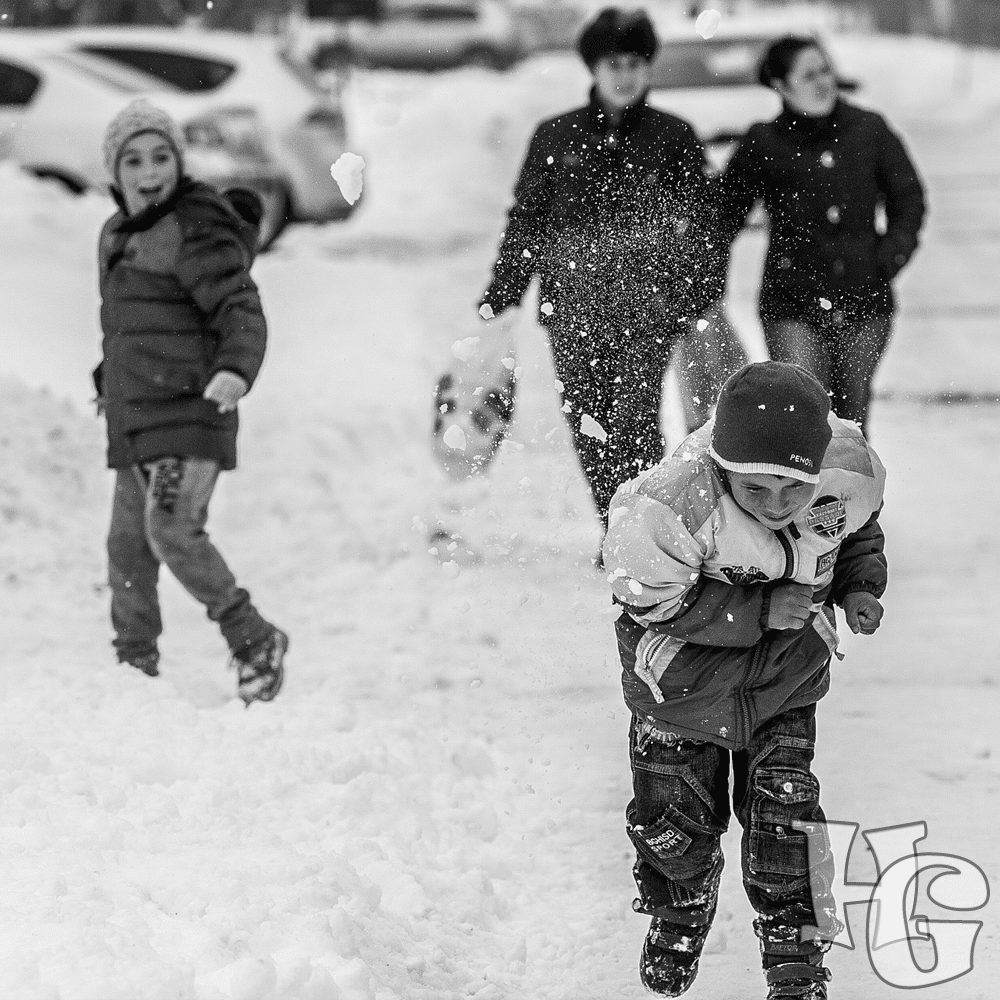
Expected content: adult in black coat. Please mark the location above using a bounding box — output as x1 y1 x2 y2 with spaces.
478 7 726 526
716 35 926 434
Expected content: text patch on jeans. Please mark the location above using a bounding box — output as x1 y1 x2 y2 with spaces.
638 816 693 859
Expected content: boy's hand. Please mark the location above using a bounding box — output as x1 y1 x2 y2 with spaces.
842 591 884 634
203 370 248 413
766 583 817 630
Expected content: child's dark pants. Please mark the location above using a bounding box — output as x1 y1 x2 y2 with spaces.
107 457 272 664
627 703 838 964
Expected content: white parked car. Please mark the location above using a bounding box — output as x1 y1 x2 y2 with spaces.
0 26 358 247
646 20 857 173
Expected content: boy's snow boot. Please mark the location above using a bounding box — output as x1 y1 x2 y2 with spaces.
232 627 288 706
126 652 160 677
639 917 712 996
764 954 831 999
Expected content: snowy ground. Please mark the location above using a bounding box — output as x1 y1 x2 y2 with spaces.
0 27 998 1000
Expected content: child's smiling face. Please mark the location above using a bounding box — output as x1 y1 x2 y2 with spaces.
728 471 817 529
117 131 180 215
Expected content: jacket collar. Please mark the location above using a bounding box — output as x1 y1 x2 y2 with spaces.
109 175 196 232
776 98 844 138
586 86 649 138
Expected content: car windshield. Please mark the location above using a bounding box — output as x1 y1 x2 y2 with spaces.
76 46 236 92
650 36 771 89
50 52 182 94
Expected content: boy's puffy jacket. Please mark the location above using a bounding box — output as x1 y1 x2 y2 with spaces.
603 415 886 750
95 178 266 470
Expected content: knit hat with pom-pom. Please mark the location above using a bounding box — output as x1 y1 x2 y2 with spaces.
710 361 832 483
102 99 185 182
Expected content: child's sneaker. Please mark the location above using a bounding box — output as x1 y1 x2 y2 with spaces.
232 627 288 705
639 918 711 996
765 959 831 999
126 652 160 677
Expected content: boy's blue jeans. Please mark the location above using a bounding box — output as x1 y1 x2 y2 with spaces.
627 702 839 963
107 458 271 664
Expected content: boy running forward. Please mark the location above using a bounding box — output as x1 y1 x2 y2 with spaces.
602 362 887 998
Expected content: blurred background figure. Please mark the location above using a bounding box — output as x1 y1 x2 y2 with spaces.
716 33 926 435
672 299 748 435
477 6 726 534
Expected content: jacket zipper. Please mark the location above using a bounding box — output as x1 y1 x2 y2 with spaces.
776 526 796 578
738 526 797 744
736 637 771 747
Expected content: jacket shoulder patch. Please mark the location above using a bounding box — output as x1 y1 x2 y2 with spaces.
806 495 848 538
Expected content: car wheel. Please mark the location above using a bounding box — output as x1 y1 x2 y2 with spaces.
255 185 291 253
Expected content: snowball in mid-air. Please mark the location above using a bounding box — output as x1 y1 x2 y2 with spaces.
330 152 366 204
579 413 608 442
695 9 722 39
452 336 480 362
443 424 467 451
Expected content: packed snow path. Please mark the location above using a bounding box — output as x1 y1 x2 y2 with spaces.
1 35 998 1000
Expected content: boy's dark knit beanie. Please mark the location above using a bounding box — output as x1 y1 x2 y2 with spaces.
577 8 658 67
102 99 186 183
709 361 832 483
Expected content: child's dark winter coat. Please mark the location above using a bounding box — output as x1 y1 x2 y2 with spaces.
95 177 267 471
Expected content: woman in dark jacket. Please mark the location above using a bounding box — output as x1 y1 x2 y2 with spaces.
716 35 926 434
95 99 286 703
478 7 727 527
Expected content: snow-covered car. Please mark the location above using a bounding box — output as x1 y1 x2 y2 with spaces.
2 26 359 245
646 20 857 173
309 0 526 71
0 34 294 248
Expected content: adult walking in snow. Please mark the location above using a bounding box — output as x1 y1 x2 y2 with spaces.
716 35 926 434
603 361 888 999
94 99 287 704
477 7 726 529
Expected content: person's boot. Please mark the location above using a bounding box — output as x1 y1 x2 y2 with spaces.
125 652 159 677
232 627 288 705
639 917 712 996
764 953 831 999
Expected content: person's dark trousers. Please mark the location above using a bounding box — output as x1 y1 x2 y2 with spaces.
107 457 272 664
626 703 838 965
549 329 675 525
764 316 892 436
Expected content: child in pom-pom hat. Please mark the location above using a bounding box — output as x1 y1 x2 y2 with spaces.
95 98 287 705
602 361 887 998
